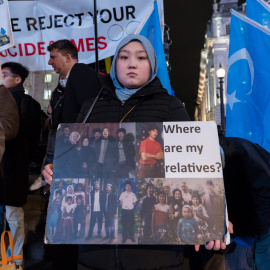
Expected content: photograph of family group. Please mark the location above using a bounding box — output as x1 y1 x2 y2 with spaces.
45 177 224 245
52 122 165 179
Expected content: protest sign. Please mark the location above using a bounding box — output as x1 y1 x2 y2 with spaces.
0 0 163 71
45 121 225 245
0 0 14 52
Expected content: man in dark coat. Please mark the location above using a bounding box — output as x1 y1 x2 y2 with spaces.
1 62 37 269
104 183 117 243
47 39 100 124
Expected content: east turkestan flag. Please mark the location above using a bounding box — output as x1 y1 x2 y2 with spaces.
226 10 270 152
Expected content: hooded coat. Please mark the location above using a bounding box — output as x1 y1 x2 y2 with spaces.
77 35 191 270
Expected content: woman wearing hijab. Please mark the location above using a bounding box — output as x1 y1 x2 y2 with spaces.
76 34 191 270
45 35 226 269
76 35 190 123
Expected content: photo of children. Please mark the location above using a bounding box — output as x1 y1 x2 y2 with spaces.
136 123 165 178
137 178 225 245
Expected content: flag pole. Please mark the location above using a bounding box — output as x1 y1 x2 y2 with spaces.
93 0 99 73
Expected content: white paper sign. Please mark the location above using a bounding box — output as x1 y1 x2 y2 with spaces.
0 0 14 52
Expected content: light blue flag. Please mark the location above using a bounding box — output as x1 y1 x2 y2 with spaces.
226 10 270 152
246 0 270 28
139 1 174 95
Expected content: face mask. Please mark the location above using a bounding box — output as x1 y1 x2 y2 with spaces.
59 79 67 88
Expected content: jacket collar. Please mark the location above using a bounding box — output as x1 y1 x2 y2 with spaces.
9 85 25 95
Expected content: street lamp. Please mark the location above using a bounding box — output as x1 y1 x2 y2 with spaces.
216 64 226 131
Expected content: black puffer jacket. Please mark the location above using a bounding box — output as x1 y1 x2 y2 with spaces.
77 75 191 270
219 136 270 236
77 75 190 123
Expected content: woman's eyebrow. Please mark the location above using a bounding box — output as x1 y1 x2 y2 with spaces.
119 49 146 53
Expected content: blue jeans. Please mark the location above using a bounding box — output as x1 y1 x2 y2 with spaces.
5 206 24 266
255 227 270 270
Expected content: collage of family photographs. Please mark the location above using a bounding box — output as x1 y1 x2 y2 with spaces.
45 177 224 245
45 123 225 245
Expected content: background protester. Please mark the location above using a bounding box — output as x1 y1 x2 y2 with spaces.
1 62 41 270
0 85 19 239
47 39 100 123
169 188 184 242
43 34 195 269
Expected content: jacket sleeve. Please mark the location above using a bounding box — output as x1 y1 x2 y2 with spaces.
0 86 19 141
71 64 101 108
168 96 191 121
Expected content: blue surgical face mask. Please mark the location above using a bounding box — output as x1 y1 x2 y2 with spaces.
59 79 67 88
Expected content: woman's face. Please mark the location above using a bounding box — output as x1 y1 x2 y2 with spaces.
68 186 73 194
82 138 89 147
174 190 182 201
116 41 151 89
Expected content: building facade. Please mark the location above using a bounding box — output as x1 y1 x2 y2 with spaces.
194 0 245 127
